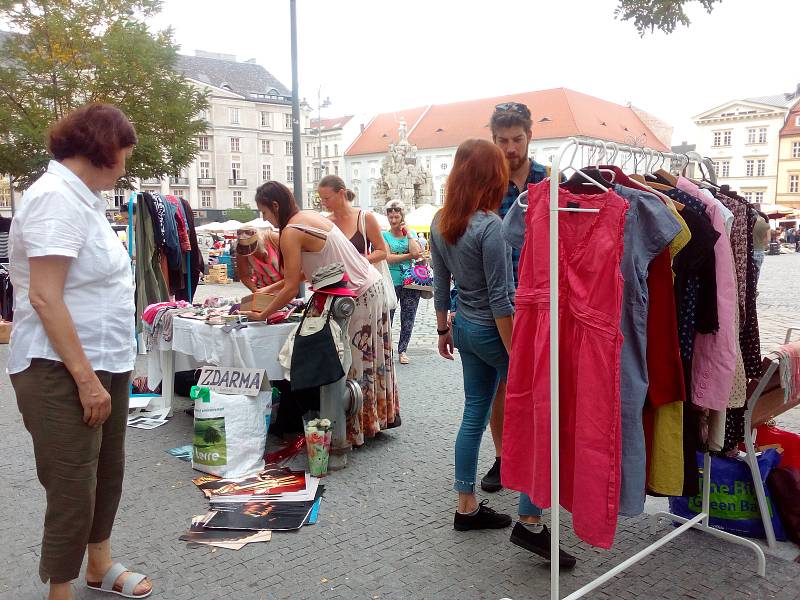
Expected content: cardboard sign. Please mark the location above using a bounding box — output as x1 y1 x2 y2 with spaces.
198 367 266 397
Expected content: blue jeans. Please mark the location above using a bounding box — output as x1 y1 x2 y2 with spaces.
452 316 542 517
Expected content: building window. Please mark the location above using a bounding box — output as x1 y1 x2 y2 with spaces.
230 108 240 124
440 162 448 171
231 161 241 180
113 189 127 207
284 113 292 129
747 127 767 144
742 191 753 202
714 160 730 177
198 136 210 151
230 137 240 152
0 184 10 207
262 164 271 181
370 167 376 177
334 165 339 176
324 145 329 157
754 191 764 203
745 160 754 177
285 141 294 156
791 174 799 193
306 143 312 156
793 141 800 159
758 127 767 144
747 128 757 144
354 168 359 179
233 190 243 207
313 166 321 180
200 190 213 208
439 184 446 204
307 166 311 181
334 144 339 156
313 146 319 158
260 111 271 127
757 159 766 177
714 130 732 146
169 188 183 199
199 161 211 179
286 166 294 183
261 139 272 154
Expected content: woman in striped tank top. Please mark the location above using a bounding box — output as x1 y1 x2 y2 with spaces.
235 227 283 293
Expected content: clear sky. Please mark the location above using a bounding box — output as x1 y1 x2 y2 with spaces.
150 0 798 144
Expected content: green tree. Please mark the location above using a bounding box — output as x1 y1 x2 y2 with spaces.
615 0 722 35
225 204 258 223
0 0 208 188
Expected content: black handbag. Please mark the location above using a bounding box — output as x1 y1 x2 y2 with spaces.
289 295 345 391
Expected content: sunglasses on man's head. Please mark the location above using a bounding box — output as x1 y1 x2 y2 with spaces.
495 102 531 117
386 207 402 213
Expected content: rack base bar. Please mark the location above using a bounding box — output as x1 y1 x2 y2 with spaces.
561 513 704 600
561 511 766 600
653 511 767 576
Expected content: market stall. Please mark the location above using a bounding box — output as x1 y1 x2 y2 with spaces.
144 311 296 415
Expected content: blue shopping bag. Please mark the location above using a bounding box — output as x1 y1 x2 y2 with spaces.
669 450 786 541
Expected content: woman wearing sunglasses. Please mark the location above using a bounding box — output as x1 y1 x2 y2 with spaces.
382 200 422 364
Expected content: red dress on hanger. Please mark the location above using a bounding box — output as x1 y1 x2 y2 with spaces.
502 180 628 549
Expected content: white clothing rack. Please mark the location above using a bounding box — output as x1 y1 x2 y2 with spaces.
542 137 766 599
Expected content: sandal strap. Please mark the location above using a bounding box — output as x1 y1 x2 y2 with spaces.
121 572 147 596
101 563 128 591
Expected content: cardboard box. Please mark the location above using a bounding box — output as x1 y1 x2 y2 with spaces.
240 293 275 312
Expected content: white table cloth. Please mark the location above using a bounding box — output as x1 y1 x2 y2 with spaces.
146 317 295 413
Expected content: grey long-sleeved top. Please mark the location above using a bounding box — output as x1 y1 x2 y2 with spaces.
430 211 514 327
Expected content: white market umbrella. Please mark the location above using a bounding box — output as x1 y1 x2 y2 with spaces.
196 222 224 231
217 219 245 231
244 217 274 229
404 204 441 233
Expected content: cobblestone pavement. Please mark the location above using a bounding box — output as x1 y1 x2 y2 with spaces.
4 256 800 599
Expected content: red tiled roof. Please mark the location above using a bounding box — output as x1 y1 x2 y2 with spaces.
781 102 800 136
345 107 428 155
346 88 669 156
310 115 353 131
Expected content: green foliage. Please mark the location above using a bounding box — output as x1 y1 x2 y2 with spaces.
0 0 208 187
225 204 258 223
615 0 721 35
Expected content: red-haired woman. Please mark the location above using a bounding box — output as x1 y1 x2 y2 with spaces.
9 104 152 598
430 139 576 566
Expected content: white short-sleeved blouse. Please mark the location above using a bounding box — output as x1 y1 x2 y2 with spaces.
7 161 135 375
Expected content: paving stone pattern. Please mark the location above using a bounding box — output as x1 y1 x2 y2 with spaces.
3 255 800 599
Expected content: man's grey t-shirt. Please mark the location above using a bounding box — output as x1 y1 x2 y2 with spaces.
430 211 514 327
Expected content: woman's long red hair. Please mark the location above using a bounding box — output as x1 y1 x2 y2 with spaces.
438 138 509 244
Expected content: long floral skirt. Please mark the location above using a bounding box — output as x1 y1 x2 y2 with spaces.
347 280 400 446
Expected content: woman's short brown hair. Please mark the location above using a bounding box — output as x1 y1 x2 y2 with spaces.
47 103 137 168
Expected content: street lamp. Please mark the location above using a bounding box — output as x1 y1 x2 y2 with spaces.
312 87 331 186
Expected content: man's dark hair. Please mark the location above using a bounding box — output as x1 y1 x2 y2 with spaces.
490 109 532 137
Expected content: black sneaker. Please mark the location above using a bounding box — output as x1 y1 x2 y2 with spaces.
510 522 577 569
453 500 512 531
481 457 502 492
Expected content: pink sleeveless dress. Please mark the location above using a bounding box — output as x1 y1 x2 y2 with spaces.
501 180 628 549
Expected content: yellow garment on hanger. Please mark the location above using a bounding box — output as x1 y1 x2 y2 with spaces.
646 208 688 497
648 401 684 496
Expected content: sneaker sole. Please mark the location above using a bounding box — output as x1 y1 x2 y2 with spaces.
480 481 502 493
510 533 576 569
454 518 512 532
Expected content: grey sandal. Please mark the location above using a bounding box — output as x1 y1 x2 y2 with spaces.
87 562 152 598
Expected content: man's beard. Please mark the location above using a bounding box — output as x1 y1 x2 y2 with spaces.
506 155 526 171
